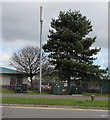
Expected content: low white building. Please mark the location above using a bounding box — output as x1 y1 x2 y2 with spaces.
0 67 28 89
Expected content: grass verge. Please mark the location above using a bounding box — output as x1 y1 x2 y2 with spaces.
0 89 52 95
1 89 110 97
25 90 52 95
0 89 15 94
1 97 109 108
82 93 110 97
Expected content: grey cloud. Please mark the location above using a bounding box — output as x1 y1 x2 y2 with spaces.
2 3 40 41
2 2 108 50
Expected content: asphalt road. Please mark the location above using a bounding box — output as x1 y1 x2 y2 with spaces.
2 93 109 101
2 106 109 118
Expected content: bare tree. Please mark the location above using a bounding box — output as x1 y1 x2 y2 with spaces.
10 46 49 90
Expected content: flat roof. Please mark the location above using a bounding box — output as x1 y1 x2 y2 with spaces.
0 67 26 75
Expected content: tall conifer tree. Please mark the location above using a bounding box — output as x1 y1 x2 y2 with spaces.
43 10 105 93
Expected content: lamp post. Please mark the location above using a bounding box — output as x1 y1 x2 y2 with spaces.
39 6 43 93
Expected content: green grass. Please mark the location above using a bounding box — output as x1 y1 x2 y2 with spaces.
0 89 15 93
82 93 110 97
1 97 109 108
1 89 110 97
0 89 52 95
25 90 52 95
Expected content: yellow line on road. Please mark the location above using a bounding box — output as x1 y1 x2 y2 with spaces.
0 106 109 112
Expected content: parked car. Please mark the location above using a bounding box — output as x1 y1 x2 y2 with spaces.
41 85 52 91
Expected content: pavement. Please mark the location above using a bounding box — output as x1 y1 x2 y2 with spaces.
1 93 109 101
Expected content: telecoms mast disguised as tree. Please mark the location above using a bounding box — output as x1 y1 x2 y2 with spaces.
43 10 105 93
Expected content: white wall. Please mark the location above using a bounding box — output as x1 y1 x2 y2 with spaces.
23 77 28 84
1 74 10 85
0 74 28 86
0 74 2 86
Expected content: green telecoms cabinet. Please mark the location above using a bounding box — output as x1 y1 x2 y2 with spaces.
52 83 63 95
71 86 82 94
82 83 88 92
16 84 22 93
16 84 27 93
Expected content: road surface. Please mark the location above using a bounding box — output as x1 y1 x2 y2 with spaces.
1 106 109 118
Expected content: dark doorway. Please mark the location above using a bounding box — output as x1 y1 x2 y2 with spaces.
17 76 23 84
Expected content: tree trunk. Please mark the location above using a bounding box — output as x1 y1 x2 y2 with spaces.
66 77 71 94
30 75 34 90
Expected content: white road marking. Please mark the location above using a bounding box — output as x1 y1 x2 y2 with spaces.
101 115 108 116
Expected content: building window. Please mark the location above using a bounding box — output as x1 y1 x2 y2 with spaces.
10 77 16 86
10 76 23 86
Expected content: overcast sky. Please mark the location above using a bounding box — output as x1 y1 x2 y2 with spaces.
1 2 108 69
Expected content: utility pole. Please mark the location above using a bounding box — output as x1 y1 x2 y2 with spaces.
39 6 43 93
